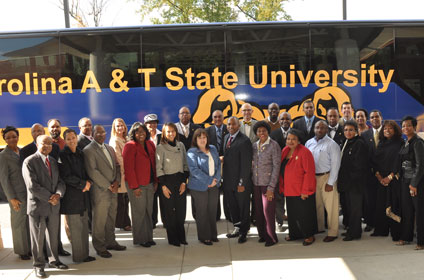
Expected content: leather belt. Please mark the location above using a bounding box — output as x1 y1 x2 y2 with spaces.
316 171 330 176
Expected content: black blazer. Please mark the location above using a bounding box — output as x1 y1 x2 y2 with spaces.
338 136 368 193
20 142 60 162
270 128 288 150
292 116 322 144
329 125 345 148
222 132 253 191
177 123 202 151
206 124 228 156
59 146 90 215
77 134 92 150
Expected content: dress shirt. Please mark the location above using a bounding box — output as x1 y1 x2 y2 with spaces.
328 124 339 139
281 127 290 139
305 135 341 186
80 133 93 141
180 122 190 137
95 141 113 168
226 131 240 147
304 116 315 133
150 129 162 147
243 119 252 137
37 151 49 171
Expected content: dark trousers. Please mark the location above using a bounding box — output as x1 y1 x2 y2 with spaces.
345 191 363 238
387 179 402 241
286 194 317 239
224 187 251 235
373 184 389 235
191 187 219 241
254 186 278 243
364 176 378 227
29 212 60 268
339 190 348 227
400 180 424 245
115 193 131 229
161 174 187 245
275 192 286 225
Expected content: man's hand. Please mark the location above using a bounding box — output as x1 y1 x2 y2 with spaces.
10 199 22 211
109 181 119 193
82 181 91 192
48 194 60 206
325 184 333 192
133 188 142 198
237 185 245 193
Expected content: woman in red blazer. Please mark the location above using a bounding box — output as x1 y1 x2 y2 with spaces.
123 122 158 248
279 129 317 246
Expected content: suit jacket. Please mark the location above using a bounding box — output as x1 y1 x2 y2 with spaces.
292 116 322 144
78 134 92 150
175 122 202 151
222 132 253 191
83 141 121 192
239 119 258 143
0 146 27 201
206 124 228 156
20 142 60 162
22 152 65 217
329 125 345 148
270 127 290 150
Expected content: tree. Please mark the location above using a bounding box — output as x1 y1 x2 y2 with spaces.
136 0 291 24
59 0 110 27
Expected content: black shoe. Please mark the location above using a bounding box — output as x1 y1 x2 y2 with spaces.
170 242 180 247
180 241 188 245
258 237 266 243
200 240 213 246
238 234 247 244
19 254 31 260
265 241 276 247
343 236 360 241
140 242 151 248
364 226 373 232
58 249 71 257
106 244 126 251
97 250 112 258
211 238 219 242
148 241 157 246
48 261 69 269
35 267 46 278
226 228 240 238
341 232 347 236
83 256 96 262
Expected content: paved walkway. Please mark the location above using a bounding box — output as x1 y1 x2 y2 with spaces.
0 200 423 280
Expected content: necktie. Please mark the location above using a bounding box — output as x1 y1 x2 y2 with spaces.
374 130 379 148
307 119 312 133
243 120 251 126
217 127 222 148
45 157 52 177
184 125 189 138
226 136 233 148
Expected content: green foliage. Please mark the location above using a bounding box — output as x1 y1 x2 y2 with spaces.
136 0 291 24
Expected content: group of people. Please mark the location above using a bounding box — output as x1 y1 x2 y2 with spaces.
0 100 423 278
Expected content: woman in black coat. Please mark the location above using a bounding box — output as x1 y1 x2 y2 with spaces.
397 116 424 250
371 120 404 240
338 120 368 241
59 129 95 263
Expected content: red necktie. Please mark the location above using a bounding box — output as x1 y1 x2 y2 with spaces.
45 158 52 177
226 136 233 148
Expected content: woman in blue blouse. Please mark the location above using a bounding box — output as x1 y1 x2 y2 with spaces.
187 128 221 245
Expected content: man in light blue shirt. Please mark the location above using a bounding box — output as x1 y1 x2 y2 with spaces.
305 120 341 242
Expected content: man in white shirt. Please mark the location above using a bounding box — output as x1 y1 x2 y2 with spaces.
239 103 258 143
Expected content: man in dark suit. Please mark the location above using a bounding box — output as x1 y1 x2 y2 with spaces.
292 100 322 143
361 109 383 232
339 101 355 126
270 111 292 230
77 117 93 150
206 110 229 221
84 125 126 258
21 123 60 161
222 117 253 243
22 135 68 278
327 108 345 148
175 106 201 151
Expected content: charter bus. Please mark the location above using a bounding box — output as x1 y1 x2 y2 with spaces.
0 20 423 147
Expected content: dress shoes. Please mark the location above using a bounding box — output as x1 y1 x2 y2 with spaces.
341 232 347 237
83 256 96 262
34 267 46 278
200 240 213 246
364 225 374 232
19 254 31 260
169 242 180 247
97 250 112 258
323 236 338 243
106 244 127 251
238 234 247 244
140 242 151 248
148 240 157 246
226 228 240 238
181 241 188 245
302 236 315 246
48 261 69 269
211 238 219 242
58 249 71 257
343 236 360 241
258 237 266 243
265 241 276 247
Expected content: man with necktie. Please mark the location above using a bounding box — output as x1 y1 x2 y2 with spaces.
22 135 68 278
327 108 345 148
83 125 126 258
239 103 258 143
292 100 322 143
175 106 201 151
77 117 93 150
339 102 355 126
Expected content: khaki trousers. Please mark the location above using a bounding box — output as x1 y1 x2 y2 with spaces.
315 173 339 237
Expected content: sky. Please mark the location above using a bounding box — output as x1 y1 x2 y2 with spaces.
0 0 423 32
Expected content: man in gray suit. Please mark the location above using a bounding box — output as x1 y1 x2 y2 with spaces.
84 125 126 258
22 135 68 278
239 103 258 143
77 117 93 150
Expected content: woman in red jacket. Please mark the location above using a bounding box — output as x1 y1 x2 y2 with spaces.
123 122 158 248
279 129 317 246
